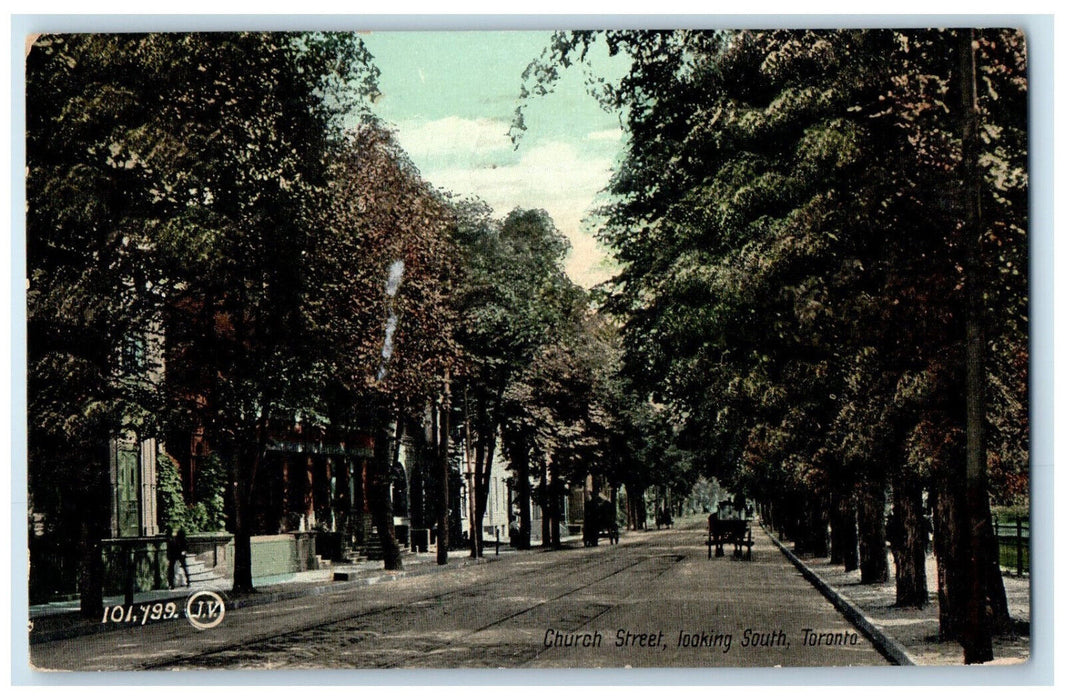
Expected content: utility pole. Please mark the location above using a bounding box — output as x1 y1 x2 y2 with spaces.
464 386 479 558
435 371 450 565
958 28 993 665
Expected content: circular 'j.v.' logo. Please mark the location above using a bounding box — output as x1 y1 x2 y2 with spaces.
185 591 226 630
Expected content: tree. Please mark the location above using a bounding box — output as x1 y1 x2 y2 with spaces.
161 34 384 593
502 304 623 547
452 207 579 555
518 28 1027 661
28 32 381 601
27 33 190 617
310 124 462 570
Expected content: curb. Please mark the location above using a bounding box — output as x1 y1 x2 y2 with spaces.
29 553 500 645
228 553 498 612
761 524 918 666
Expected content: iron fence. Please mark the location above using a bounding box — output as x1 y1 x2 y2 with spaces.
992 516 1029 576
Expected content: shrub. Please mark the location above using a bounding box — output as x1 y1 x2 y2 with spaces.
157 452 189 532
196 453 228 532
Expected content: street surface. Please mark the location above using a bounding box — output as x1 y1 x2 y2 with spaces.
30 520 888 670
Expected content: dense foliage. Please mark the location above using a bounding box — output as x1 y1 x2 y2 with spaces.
28 29 1027 666
518 28 1027 663
27 31 382 601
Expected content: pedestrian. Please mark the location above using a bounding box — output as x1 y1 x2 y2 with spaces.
886 509 904 575
167 527 191 589
584 498 598 546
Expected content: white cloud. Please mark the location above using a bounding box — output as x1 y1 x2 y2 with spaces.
428 141 608 202
421 140 618 288
392 116 512 161
585 128 624 142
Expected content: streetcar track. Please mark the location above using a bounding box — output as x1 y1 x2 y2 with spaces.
375 551 688 669
374 552 658 669
145 543 651 670
36 527 891 670
517 552 688 667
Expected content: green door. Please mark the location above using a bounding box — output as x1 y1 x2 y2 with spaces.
116 446 140 537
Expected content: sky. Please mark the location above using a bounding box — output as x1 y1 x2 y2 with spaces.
358 31 629 288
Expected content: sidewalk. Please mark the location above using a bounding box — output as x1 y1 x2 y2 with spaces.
763 523 1030 666
28 544 507 644
28 535 585 644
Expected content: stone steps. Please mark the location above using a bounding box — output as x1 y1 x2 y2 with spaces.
171 552 226 588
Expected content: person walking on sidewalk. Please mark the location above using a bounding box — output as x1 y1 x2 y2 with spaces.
167 527 191 589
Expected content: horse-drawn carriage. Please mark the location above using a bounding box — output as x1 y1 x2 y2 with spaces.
583 497 620 546
707 500 753 560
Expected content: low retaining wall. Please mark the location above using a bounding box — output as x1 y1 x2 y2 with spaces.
226 532 319 579
58 531 319 602
102 531 318 594
100 536 167 596
101 533 232 595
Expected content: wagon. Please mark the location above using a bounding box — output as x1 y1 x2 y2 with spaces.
707 515 753 560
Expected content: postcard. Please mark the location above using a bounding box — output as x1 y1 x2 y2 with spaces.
22 25 1032 674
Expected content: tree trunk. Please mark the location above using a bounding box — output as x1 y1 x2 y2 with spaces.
231 452 256 595
549 467 562 549
609 486 619 536
858 474 889 584
77 516 105 620
336 456 354 560
830 490 860 572
465 388 482 558
930 489 948 636
935 468 1011 636
796 494 830 558
471 391 502 558
231 408 272 595
583 473 596 546
892 481 929 607
76 447 108 619
472 426 498 557
625 485 636 530
931 483 961 641
931 465 1008 649
759 501 774 535
829 490 845 566
469 436 483 558
369 413 402 571
540 460 551 546
634 485 643 530
978 487 1011 631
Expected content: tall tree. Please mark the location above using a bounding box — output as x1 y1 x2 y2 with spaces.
27 34 185 616
162 34 381 593
502 305 622 547
453 207 579 555
28 32 381 600
518 28 1027 661
310 124 461 570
